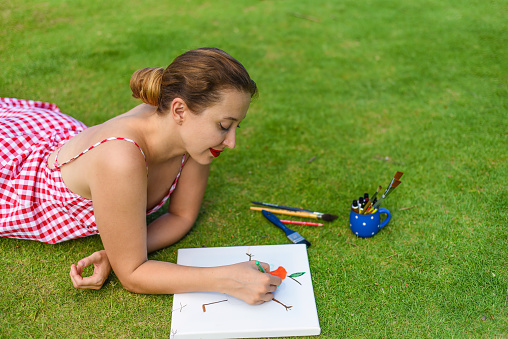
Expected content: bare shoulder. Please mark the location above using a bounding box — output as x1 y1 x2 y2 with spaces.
56 133 148 199
88 139 147 180
86 140 149 213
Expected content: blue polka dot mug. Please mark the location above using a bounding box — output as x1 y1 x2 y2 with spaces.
349 208 391 238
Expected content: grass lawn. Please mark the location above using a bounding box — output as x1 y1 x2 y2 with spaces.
1 0 507 337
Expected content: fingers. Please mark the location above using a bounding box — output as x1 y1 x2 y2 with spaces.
251 292 274 304
257 270 280 303
268 273 282 286
69 265 104 290
262 292 274 302
69 251 110 290
226 261 284 305
260 262 270 273
246 292 274 305
69 257 92 289
71 262 83 275
69 264 83 289
76 250 104 269
251 261 282 289
77 254 94 269
267 284 278 293
254 261 282 286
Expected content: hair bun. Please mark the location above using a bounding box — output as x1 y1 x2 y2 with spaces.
130 67 164 106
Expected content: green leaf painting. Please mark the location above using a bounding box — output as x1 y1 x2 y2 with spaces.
289 272 306 278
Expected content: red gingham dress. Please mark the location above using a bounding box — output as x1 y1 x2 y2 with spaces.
0 97 185 244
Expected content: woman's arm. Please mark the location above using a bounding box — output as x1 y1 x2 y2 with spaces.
145 156 208 253
70 157 206 289
82 143 280 303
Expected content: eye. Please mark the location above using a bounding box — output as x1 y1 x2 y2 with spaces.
219 122 241 131
219 122 230 131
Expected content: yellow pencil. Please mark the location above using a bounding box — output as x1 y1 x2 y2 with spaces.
249 206 319 219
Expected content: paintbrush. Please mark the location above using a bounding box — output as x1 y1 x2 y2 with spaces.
262 210 311 247
360 185 382 214
371 185 383 202
384 179 401 199
371 171 403 212
384 171 404 196
250 206 336 221
251 201 338 221
251 206 320 219
372 179 402 210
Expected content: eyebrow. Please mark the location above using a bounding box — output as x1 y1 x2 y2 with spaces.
224 117 239 121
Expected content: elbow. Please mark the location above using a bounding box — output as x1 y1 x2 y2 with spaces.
120 279 144 294
116 266 147 294
118 276 137 293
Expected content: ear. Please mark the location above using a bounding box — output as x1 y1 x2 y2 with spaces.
170 98 188 125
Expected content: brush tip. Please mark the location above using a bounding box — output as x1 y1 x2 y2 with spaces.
299 240 311 248
321 214 338 222
391 180 401 188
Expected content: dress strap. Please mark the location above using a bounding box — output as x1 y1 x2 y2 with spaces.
53 137 148 174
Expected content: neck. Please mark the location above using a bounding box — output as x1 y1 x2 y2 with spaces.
129 104 186 164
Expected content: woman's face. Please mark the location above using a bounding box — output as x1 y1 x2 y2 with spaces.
180 89 251 165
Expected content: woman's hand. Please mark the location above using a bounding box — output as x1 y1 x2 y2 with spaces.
69 250 112 290
220 261 282 305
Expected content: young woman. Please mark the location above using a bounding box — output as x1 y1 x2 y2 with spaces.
0 47 281 305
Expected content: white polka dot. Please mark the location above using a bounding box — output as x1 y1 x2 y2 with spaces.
363 222 366 226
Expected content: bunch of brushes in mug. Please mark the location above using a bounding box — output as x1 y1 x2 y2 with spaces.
250 201 338 226
352 171 404 214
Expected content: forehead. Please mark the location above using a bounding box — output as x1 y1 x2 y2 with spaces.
205 89 251 120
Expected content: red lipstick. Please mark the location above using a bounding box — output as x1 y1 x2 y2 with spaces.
209 148 223 158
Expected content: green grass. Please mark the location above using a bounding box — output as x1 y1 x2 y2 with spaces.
1 0 507 337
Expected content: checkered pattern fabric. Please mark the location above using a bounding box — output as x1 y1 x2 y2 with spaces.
0 97 184 244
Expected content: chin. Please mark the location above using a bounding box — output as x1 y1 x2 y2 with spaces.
189 153 215 166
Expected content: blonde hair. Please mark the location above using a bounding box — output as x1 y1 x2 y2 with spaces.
130 47 257 114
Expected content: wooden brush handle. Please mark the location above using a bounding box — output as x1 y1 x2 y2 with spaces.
250 207 318 219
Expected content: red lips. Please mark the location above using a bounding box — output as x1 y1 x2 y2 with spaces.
209 148 223 157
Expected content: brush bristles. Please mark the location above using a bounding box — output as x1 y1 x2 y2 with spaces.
394 171 404 180
320 214 338 221
391 180 401 188
298 239 311 248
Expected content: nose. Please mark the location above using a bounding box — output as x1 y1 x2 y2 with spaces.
223 129 236 149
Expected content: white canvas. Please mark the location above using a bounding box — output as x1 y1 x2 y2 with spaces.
170 244 321 338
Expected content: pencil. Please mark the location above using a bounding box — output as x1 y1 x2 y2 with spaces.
280 220 324 227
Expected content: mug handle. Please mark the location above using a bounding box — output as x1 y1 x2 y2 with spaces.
378 208 391 228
